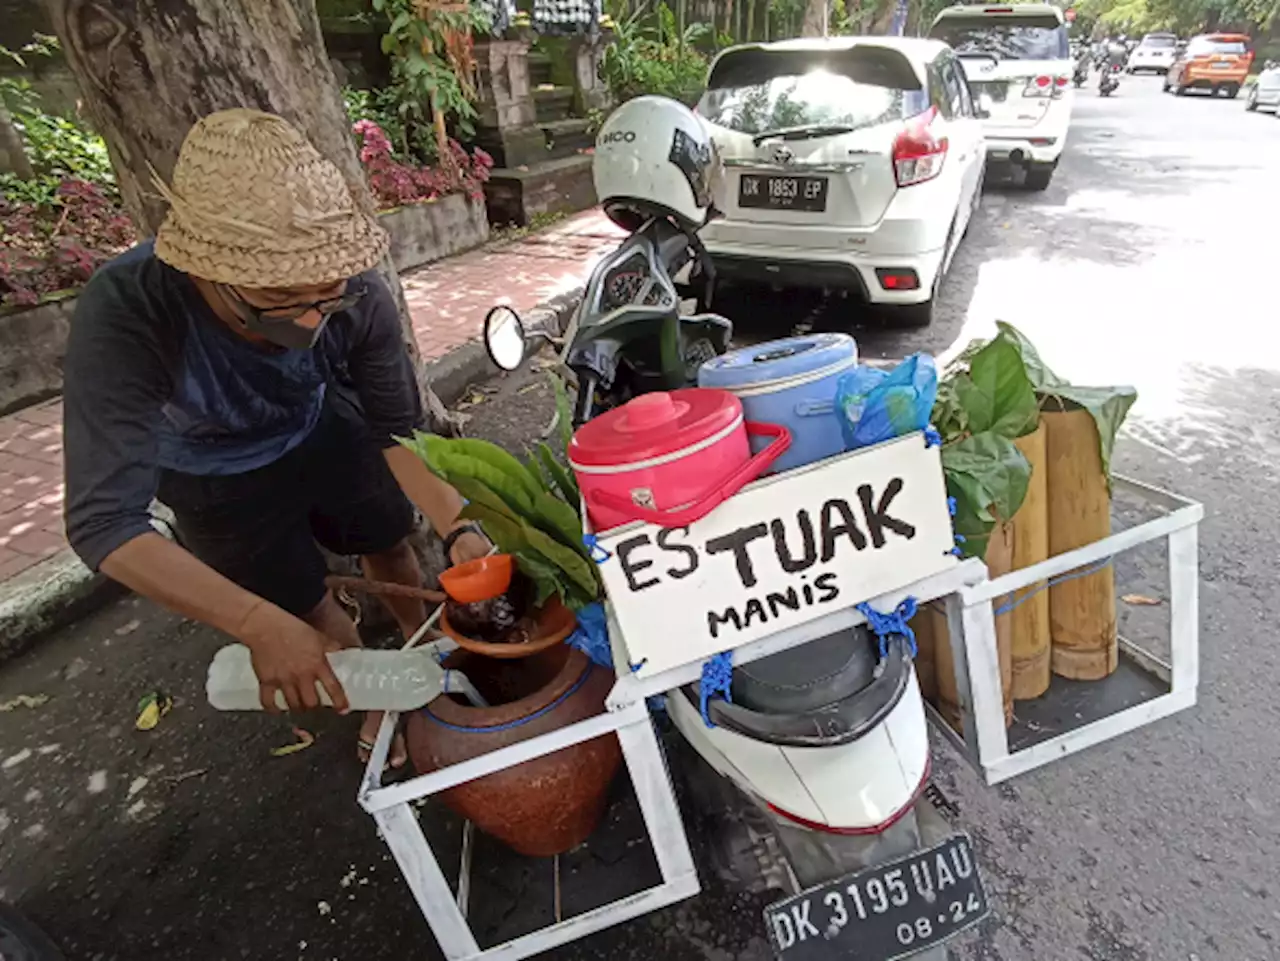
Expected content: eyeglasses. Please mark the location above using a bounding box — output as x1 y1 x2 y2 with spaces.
220 283 366 323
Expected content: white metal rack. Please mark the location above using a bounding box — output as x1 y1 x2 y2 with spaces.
357 474 1201 959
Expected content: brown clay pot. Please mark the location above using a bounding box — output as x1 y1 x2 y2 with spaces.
405 645 621 857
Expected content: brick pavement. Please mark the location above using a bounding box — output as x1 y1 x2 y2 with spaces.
0 209 623 585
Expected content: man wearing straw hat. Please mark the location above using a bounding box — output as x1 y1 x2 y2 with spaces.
62 109 490 767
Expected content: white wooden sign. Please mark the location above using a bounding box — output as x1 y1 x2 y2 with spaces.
596 432 957 677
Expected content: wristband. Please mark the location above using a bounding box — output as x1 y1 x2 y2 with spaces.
442 522 485 561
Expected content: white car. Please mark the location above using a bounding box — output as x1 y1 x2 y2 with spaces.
696 37 986 327
928 3 1073 190
1245 59 1280 114
1127 32 1178 73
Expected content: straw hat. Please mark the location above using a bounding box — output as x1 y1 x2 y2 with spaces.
154 108 388 289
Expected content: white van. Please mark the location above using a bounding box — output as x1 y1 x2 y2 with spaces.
928 3 1072 190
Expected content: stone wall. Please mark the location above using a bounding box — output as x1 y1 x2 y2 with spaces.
0 295 75 416
378 193 490 274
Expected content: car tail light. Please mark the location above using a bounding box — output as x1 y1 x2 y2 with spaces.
875 268 920 291
1023 74 1054 97
767 763 930 836
892 107 947 187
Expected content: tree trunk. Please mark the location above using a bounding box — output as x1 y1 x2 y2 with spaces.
801 0 827 35
42 0 458 434
0 99 33 180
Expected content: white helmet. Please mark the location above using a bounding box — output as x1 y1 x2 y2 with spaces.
592 95 721 232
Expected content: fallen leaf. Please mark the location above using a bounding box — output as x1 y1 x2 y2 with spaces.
115 619 142 636
135 691 173 731
1121 594 1162 606
163 768 209 787
516 382 542 395
271 726 316 757
0 694 49 712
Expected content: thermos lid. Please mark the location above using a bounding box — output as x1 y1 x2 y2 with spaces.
698 333 857 392
569 388 743 468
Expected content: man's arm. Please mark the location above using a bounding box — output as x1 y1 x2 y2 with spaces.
348 275 488 560
63 268 347 712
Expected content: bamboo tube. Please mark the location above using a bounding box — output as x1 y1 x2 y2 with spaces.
1044 407 1117 680
932 521 1015 730
1009 422 1052 699
911 610 938 702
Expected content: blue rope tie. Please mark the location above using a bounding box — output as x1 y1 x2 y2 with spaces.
629 657 648 673
947 496 957 517
856 597 919 659
699 651 734 728
583 534 612 564
924 426 943 448
993 558 1114 617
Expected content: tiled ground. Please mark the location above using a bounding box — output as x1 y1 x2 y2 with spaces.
0 209 622 584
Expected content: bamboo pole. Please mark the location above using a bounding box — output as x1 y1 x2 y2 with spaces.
932 521 1014 730
1044 407 1117 680
1009 421 1052 699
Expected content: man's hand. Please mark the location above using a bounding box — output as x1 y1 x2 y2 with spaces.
240 602 350 713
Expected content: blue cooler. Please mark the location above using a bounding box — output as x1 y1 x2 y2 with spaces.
698 333 858 473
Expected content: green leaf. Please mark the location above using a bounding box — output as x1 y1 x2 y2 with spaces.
962 335 1040 438
993 321 1137 481
520 520 600 600
549 373 575 454
450 438 546 501
529 490 586 554
941 432 1031 560
536 443 580 505
993 321 1060 390
1044 386 1137 481
458 501 531 558
512 550 562 607
380 33 397 55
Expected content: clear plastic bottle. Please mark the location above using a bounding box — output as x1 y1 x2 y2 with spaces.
206 644 450 712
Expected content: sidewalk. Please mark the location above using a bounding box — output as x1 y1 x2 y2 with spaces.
0 209 622 592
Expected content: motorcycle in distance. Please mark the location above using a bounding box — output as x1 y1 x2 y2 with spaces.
1074 51 1091 87
1100 62 1122 96
483 218 988 961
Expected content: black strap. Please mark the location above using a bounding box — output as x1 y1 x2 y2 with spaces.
442 522 485 561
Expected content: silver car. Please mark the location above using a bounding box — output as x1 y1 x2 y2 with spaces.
1245 59 1280 114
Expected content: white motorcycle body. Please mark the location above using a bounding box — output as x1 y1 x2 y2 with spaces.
667 667 930 831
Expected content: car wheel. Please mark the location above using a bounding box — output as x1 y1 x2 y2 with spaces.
1246 86 1258 110
1024 161 1055 191
1225 84 1240 99
1175 83 1188 96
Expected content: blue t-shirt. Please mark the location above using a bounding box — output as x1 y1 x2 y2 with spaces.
62 243 425 570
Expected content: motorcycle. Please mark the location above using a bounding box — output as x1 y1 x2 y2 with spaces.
1073 55 1090 87
1100 62 1122 96
483 216 987 960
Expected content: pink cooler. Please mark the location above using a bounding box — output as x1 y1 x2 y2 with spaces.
569 389 791 532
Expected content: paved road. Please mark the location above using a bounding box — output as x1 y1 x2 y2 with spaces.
3 76 1280 961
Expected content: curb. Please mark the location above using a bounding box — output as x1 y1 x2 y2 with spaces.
0 289 585 665
427 288 583 407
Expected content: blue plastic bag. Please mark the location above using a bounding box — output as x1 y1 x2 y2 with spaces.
566 602 612 669
836 353 938 450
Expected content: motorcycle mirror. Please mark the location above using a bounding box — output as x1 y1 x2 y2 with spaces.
483 305 528 372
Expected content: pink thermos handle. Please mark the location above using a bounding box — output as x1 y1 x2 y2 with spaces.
587 421 792 529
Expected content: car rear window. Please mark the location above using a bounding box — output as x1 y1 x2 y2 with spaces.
1140 36 1176 49
697 47 928 137
1187 37 1247 55
929 15 1069 61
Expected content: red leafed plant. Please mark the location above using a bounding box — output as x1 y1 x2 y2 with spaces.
353 119 492 210
0 178 136 310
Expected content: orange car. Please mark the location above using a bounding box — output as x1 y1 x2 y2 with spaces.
1164 33 1254 98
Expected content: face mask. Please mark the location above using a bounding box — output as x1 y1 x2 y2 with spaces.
239 311 333 350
